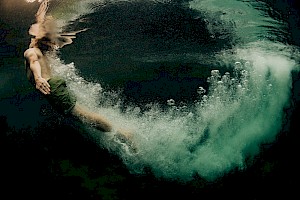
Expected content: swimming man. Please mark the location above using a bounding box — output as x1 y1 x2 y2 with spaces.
24 0 132 142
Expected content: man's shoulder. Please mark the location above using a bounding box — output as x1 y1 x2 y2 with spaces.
24 48 36 56
24 48 41 58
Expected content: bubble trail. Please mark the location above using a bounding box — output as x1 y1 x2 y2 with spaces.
46 0 299 182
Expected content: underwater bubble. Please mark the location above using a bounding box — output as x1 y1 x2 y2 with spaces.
133 107 141 114
241 70 248 76
167 99 176 106
202 95 208 102
207 77 211 83
197 87 206 95
244 61 251 68
234 61 242 69
221 73 231 86
211 70 221 77
221 76 228 81
187 112 194 118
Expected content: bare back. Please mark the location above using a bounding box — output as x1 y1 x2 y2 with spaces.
24 47 52 84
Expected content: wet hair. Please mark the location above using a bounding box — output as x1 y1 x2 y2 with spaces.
29 8 86 53
33 36 55 53
28 0 81 53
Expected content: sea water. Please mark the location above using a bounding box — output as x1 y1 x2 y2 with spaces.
35 0 299 181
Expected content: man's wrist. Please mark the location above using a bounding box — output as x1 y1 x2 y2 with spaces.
35 76 42 81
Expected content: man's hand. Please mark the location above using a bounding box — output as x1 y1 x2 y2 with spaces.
35 77 51 95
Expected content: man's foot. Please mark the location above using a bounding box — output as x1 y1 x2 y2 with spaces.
115 129 138 154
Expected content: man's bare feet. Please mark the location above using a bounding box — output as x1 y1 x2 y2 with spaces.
115 128 138 153
116 128 133 141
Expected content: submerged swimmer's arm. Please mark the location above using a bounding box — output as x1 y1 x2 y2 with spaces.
35 0 49 23
24 50 50 95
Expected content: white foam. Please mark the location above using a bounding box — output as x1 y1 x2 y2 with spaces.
45 0 300 182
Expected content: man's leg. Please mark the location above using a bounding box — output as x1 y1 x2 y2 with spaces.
71 103 137 153
71 103 113 132
70 103 133 141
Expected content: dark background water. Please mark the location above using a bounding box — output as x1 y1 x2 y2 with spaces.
60 0 236 108
1 0 299 199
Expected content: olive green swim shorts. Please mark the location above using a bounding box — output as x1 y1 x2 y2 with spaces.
45 77 76 115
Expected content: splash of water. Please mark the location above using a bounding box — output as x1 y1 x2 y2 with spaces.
45 0 299 181
47 41 298 182
119 41 297 181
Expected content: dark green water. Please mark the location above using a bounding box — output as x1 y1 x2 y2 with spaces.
1 0 300 199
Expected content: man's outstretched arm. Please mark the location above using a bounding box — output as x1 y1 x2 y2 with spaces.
35 0 49 23
24 50 51 95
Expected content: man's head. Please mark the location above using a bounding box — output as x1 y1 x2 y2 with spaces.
29 15 59 52
28 0 86 53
